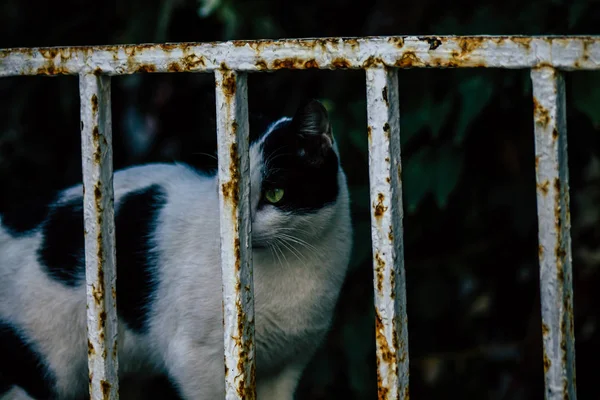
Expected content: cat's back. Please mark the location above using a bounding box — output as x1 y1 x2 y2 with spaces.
0 162 215 314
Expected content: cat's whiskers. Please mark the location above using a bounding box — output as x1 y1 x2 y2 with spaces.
277 232 324 261
277 237 308 267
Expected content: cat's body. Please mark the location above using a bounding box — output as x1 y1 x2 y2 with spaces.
0 101 352 400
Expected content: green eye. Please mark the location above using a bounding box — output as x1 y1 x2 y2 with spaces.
265 188 284 203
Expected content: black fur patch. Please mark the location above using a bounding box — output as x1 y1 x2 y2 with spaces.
0 320 55 399
260 119 339 213
1 191 58 236
37 196 85 286
37 184 167 333
114 184 167 332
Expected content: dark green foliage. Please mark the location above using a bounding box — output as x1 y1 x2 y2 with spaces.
2 0 600 399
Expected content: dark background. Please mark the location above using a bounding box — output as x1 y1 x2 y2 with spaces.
2 0 600 399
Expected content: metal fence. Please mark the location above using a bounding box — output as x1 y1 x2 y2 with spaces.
1 35 597 400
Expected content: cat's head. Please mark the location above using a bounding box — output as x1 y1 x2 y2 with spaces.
248 100 349 251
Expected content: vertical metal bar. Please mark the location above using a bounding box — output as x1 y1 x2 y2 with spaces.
531 66 577 400
79 73 119 400
214 68 256 400
366 67 409 400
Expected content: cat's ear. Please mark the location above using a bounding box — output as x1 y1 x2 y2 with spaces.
290 100 335 167
291 99 333 144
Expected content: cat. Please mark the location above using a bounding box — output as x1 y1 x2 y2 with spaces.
0 99 353 400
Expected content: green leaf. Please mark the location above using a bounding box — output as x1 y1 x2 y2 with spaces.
429 95 453 138
454 75 494 144
403 148 435 213
568 0 588 28
572 72 600 129
432 147 464 209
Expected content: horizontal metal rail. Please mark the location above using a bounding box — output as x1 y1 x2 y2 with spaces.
1 36 599 77
1 35 592 399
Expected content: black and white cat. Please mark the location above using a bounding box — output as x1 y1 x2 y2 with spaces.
0 100 353 400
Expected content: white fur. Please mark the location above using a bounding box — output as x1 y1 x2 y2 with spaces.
0 118 352 400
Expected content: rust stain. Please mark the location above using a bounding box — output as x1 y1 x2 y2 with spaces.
378 384 389 400
542 322 550 337
533 97 550 128
346 38 360 49
91 94 99 116
304 59 319 69
382 87 389 106
221 142 240 210
404 386 410 400
182 53 205 70
255 59 268 70
383 122 391 138
93 67 103 76
395 51 423 68
93 127 102 164
512 36 532 49
234 238 241 272
538 244 544 260
88 339 95 356
374 193 387 219
388 37 404 48
388 226 394 242
222 72 237 97
543 352 552 373
271 57 320 70
233 284 256 399
535 156 540 172
332 57 351 69
386 177 391 184
167 62 182 72
362 56 384 68
538 179 549 197
375 309 396 365
100 379 111 400
367 126 372 143
35 64 71 76
375 251 385 293
99 311 107 331
419 37 442 50
552 128 559 142
458 37 484 56
40 48 58 59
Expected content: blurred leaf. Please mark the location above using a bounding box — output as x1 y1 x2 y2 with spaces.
429 95 454 138
403 148 435 213
342 313 375 397
197 0 222 17
455 75 494 144
433 146 464 208
568 0 588 28
572 72 600 129
404 145 463 212
348 220 372 272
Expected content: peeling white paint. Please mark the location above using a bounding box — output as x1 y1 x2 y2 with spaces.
214 69 256 400
1 36 599 77
79 73 119 400
366 67 409 399
532 66 576 400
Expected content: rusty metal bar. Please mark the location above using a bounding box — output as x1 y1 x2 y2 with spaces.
1 36 599 77
79 73 119 399
366 67 409 399
531 66 576 400
214 68 256 400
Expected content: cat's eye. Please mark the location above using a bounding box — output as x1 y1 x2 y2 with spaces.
265 188 284 204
